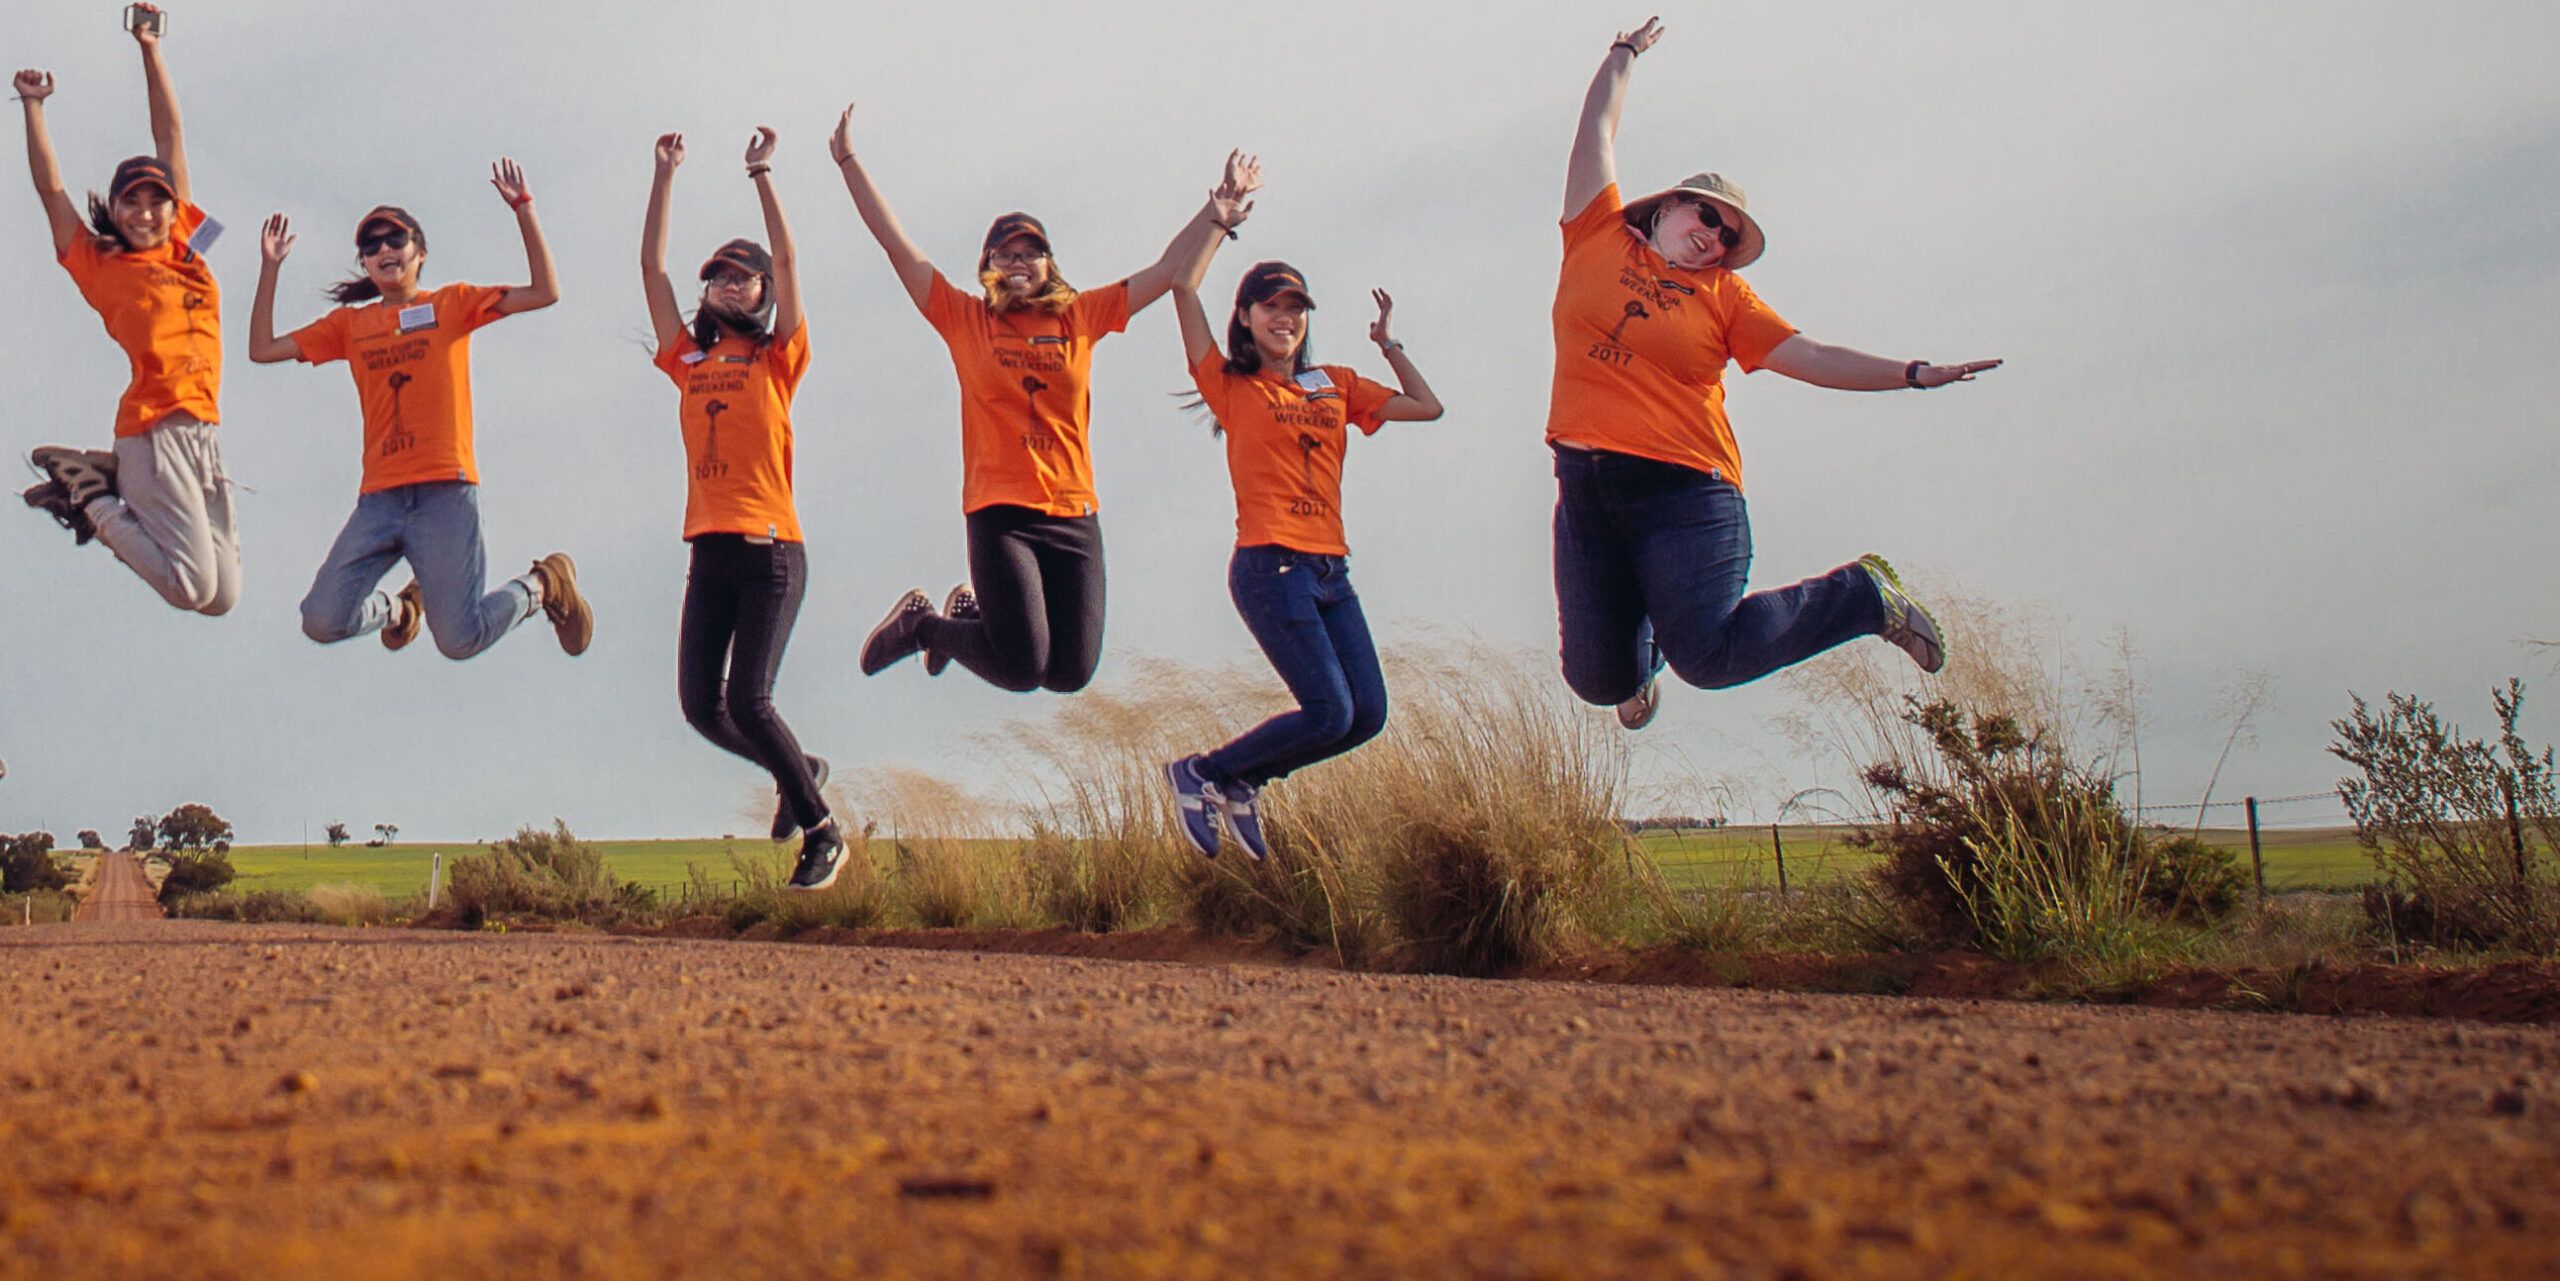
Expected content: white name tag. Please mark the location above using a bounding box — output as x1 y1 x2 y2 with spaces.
679 350 709 365
1295 369 1335 392
396 303 437 334
188 216 224 254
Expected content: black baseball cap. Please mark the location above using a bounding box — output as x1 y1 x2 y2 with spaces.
355 205 425 247
1236 260 1315 308
699 238 773 281
108 156 176 202
980 212 1050 264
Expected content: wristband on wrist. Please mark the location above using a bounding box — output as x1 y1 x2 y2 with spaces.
1611 40 1639 57
1379 339 1405 354
746 164 771 178
1211 220 1238 241
506 194 533 211
1904 360 1929 389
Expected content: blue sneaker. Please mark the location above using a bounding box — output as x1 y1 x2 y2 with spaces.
1163 756 1221 858
1859 554 1945 675
1218 781 1270 862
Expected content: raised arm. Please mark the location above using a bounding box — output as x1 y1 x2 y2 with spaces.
640 132 685 351
247 214 302 363
1758 336 2003 392
14 71 83 257
828 104 934 314
1565 17 1662 220
1366 291 1444 422
1124 151 1262 314
487 157 559 314
1169 153 1261 366
745 126 802 343
129 6 187 202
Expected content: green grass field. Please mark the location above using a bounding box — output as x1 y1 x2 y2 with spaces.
222 839 794 898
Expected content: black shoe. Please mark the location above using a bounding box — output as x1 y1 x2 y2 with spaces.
859 589 938 676
786 819 847 892
22 479 98 546
924 584 975 678
29 446 117 507
773 755 830 842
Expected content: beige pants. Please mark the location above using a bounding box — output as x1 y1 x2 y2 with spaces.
89 413 242 615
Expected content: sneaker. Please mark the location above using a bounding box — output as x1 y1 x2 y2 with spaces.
773 755 830 842
785 818 847 892
858 588 937 675
21 479 98 545
1616 677 1661 731
1860 554 1945 675
1217 780 1270 863
381 581 424 652
29 446 117 507
924 584 975 677
531 552 593 656
1162 756 1221 859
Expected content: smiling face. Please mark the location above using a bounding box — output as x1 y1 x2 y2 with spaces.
985 235 1052 300
110 185 176 251
1649 196 1733 271
356 222 425 297
1243 294 1312 366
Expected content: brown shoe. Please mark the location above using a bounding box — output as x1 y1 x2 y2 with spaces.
532 552 592 656
22 479 99 545
29 446 117 507
381 581 424 651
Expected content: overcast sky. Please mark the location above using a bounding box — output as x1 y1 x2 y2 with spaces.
3 1 2554 843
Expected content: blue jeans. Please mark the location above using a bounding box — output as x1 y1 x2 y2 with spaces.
1552 445 1884 705
1200 546 1390 790
299 481 534 660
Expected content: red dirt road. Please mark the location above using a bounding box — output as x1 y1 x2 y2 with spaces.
2 921 2556 1280
66 851 161 923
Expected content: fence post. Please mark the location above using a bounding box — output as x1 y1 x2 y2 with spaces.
2245 797 2265 902
427 851 444 911
1771 824 1789 896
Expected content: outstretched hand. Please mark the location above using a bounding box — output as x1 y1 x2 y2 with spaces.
745 125 777 168
260 214 295 266
489 157 533 209
1369 289 1398 348
1617 15 1664 54
12 69 54 103
1210 150 1261 229
1914 358 2003 388
828 105 856 166
655 132 686 171
128 3 163 49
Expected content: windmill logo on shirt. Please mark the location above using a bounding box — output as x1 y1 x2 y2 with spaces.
696 399 732 480
1019 375 1057 453
1607 300 1649 346
1297 432 1324 486
381 370 416 457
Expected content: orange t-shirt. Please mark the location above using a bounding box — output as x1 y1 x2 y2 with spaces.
289 282 510 494
1545 185 1797 491
1190 348 1396 555
652 325 811 542
58 200 223 438
922 271 1132 517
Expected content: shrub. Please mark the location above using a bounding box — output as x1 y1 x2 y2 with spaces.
445 821 625 926
168 889 325 923
2 891 77 924
722 841 887 934
156 848 237 904
2142 832 2248 922
855 767 997 929
2330 679 2557 953
1 833 68 894
1021 821 1157 934
307 883 401 926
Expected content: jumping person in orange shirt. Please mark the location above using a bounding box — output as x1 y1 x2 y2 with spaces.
1550 17 2002 729
1156 172 1450 860
246 161 592 662
15 7 240 615
641 127 846 891
829 103 1257 693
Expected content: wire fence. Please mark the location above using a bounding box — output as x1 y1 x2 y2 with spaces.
1638 790 2369 893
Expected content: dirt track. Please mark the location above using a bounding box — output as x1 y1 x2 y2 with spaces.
2 922 2555 1280
65 851 161 923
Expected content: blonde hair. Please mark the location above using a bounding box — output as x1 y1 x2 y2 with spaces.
978 260 1078 316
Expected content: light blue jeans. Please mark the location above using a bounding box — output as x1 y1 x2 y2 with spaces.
299 481 534 660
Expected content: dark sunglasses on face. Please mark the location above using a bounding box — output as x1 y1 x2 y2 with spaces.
358 230 412 256
1680 199 1741 249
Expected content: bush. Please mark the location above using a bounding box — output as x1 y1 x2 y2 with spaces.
2142 833 2248 922
1 833 68 894
1021 821 1158 934
445 821 626 926
721 841 887 934
2331 679 2557 953
2 890 77 924
168 889 325 923
156 849 237 904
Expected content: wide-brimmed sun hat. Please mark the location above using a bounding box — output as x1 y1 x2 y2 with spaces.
1621 172 1765 271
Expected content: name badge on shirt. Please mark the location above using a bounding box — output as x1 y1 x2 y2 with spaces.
188 216 224 255
1029 335 1069 346
1294 370 1336 393
719 355 754 364
397 303 438 334
679 350 709 365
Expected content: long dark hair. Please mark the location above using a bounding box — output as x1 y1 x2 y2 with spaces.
1222 302 1315 379
689 289 775 352
84 193 133 252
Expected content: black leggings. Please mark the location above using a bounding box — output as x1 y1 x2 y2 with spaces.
920 504 1106 693
678 535 825 828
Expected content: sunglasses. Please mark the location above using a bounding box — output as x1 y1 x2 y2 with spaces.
987 247 1048 266
1678 199 1741 250
357 229 413 256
